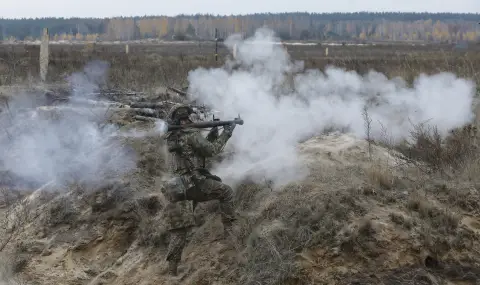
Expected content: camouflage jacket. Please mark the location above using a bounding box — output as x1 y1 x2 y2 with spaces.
162 127 231 231
165 127 231 182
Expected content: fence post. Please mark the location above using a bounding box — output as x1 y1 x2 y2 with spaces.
233 43 237 59
39 28 49 82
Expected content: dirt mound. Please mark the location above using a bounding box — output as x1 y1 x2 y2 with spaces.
1 126 479 285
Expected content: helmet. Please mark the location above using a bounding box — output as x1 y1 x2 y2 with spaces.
166 104 195 125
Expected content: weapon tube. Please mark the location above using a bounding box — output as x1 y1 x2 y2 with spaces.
167 86 188 97
167 118 244 131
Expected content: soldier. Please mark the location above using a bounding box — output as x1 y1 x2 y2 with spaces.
161 103 236 276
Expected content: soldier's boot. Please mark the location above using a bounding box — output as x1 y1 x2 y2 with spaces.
168 260 178 276
165 228 188 276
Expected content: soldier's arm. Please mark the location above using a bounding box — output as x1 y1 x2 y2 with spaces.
187 130 231 157
206 126 219 142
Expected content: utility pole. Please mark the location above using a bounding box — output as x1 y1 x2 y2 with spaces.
0 25 5 41
214 28 218 62
477 23 480 42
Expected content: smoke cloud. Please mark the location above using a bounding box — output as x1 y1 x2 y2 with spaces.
0 61 136 188
187 28 476 187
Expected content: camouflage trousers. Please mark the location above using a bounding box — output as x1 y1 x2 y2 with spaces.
165 178 235 264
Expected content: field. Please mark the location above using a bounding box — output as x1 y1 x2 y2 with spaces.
1 41 479 89
1 35 480 285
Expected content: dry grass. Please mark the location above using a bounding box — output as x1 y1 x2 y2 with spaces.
0 116 477 284
395 123 479 173
365 163 396 190
407 194 460 234
1 43 479 89
229 184 369 285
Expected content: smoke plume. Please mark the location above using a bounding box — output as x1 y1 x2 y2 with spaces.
0 61 136 188
187 28 476 187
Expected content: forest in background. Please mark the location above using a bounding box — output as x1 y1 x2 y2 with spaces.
0 12 479 42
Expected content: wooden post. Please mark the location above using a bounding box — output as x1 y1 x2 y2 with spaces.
39 28 49 82
325 47 329 57
233 43 237 59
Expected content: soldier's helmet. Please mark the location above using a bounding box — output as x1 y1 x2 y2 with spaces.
166 103 196 125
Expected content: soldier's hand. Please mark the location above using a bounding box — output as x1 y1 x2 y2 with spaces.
223 122 236 136
206 126 219 142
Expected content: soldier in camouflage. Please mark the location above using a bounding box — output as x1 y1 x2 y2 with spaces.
161 103 236 276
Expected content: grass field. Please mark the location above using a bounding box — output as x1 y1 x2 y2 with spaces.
1 41 479 90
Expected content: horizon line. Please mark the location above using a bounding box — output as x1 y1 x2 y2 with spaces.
1 11 479 20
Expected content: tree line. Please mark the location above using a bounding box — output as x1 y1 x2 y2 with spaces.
0 12 479 42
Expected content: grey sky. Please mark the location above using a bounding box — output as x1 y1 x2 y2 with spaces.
2 0 479 19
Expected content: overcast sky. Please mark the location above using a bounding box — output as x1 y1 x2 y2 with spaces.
2 0 479 19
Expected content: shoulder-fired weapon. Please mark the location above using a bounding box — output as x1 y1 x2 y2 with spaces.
167 115 243 132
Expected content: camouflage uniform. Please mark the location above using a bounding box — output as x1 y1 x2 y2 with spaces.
161 104 236 275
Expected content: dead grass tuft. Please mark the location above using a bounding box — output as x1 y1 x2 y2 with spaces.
407 195 460 234
338 218 382 260
397 123 478 172
366 163 396 190
389 212 414 230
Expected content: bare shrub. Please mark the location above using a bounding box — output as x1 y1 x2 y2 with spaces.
397 123 478 173
362 105 373 159
0 195 38 252
45 195 77 227
0 50 29 85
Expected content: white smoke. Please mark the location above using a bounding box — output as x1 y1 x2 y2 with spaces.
188 28 476 187
0 61 136 188
67 60 109 99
